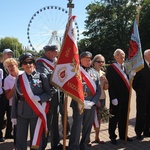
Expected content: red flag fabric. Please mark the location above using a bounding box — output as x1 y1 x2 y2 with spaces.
51 16 84 113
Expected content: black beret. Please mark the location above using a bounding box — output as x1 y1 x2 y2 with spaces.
80 51 92 59
19 53 34 63
43 45 58 52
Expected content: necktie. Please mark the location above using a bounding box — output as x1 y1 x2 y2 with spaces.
121 65 124 70
27 74 32 81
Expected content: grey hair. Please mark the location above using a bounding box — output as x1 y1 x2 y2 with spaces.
144 49 150 56
113 49 125 57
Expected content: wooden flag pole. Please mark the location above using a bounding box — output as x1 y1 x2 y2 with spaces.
125 79 133 142
62 1 74 150
63 94 68 150
136 5 141 26
125 5 141 142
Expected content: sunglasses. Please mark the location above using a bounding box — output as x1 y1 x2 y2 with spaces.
22 61 34 65
95 60 104 63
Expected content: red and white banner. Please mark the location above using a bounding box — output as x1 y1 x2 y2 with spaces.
19 73 48 148
127 19 144 80
51 16 84 113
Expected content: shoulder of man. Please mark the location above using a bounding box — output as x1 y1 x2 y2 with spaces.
36 62 52 75
39 72 47 78
0 62 4 69
35 59 44 67
106 64 114 71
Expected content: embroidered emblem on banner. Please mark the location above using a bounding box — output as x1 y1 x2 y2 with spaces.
71 58 82 81
57 66 67 82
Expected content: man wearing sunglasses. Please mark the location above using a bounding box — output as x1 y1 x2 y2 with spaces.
11 52 56 150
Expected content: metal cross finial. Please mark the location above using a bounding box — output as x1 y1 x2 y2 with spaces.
68 0 72 3
67 0 74 9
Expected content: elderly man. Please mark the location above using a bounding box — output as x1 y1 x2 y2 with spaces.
68 51 101 150
0 49 13 142
36 45 63 150
106 49 133 145
133 49 150 140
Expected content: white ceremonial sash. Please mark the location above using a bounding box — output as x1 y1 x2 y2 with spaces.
80 67 96 95
112 63 130 91
19 73 48 148
36 58 54 70
77 67 96 111
32 102 50 149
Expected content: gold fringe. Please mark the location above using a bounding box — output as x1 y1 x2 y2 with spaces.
50 80 84 114
31 145 39 149
94 128 100 131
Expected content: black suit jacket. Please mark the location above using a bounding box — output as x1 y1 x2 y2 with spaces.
106 64 129 103
0 62 8 87
133 61 150 98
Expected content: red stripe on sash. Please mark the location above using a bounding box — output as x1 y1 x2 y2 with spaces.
112 64 130 91
36 59 54 70
80 67 96 96
19 75 47 133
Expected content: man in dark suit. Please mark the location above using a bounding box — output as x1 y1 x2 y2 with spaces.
106 49 133 145
133 49 150 140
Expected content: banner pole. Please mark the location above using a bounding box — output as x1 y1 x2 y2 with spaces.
125 5 141 142
125 79 133 142
63 94 68 150
63 2 74 149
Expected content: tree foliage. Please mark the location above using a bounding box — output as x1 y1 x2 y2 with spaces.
78 0 149 63
0 37 24 58
0 37 40 59
139 0 150 51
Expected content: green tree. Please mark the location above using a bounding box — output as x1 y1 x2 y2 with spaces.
79 0 148 63
139 0 150 51
0 37 24 58
38 50 44 58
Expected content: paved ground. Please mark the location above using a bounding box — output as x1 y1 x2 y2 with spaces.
0 90 150 150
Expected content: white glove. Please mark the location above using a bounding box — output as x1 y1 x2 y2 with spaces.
32 95 40 102
112 99 118 106
11 118 17 126
131 70 136 76
84 101 91 109
88 101 95 107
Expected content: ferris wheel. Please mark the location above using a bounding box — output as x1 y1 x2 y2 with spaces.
27 5 80 52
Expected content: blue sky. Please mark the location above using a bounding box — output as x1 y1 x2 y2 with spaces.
0 0 93 51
